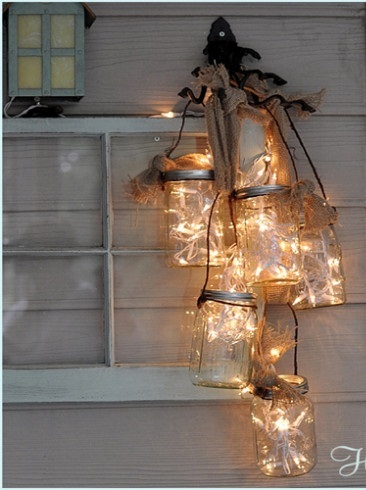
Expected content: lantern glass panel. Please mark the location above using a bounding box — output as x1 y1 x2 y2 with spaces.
17 15 42 48
18 57 42 89
51 15 75 48
51 57 75 89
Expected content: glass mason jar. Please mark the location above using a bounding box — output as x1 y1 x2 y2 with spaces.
234 185 302 286
291 224 346 309
251 374 317 477
162 169 225 267
189 290 257 389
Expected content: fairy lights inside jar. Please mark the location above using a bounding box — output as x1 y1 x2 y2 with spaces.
291 224 346 309
162 169 225 267
234 185 302 286
238 152 277 188
251 374 317 477
189 290 258 389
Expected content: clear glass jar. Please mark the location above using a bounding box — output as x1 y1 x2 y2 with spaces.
234 185 302 286
163 170 225 267
291 225 346 309
251 374 317 477
189 290 257 389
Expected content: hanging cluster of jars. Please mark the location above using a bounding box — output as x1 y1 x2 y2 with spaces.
128 15 346 478
161 141 345 477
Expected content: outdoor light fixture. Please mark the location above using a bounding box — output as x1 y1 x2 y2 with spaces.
5 2 95 99
129 16 347 477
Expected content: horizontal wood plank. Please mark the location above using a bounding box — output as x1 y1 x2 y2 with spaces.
81 15 366 116
90 2 365 18
4 364 366 404
3 400 366 487
4 15 366 116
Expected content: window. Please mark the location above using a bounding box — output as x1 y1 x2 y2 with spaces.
3 117 238 403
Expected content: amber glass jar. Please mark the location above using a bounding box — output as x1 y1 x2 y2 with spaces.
189 290 257 389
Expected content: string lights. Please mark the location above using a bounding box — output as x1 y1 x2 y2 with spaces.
129 16 346 477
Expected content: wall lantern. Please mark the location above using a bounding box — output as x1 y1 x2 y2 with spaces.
4 2 96 99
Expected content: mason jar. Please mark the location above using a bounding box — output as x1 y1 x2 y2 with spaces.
162 169 225 267
234 185 302 286
251 374 317 477
291 224 346 309
189 290 257 389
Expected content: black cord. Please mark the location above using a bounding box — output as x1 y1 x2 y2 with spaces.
166 100 192 158
265 106 299 182
197 191 221 307
284 107 327 201
287 302 299 376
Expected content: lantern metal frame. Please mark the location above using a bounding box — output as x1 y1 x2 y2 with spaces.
5 2 95 99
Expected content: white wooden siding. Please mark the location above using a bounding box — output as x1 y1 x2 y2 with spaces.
3 2 366 487
4 401 366 487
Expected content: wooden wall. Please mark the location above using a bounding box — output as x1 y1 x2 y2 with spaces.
3 2 366 487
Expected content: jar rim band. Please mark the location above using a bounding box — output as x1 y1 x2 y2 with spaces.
201 289 257 306
162 169 215 182
254 374 309 399
233 185 290 200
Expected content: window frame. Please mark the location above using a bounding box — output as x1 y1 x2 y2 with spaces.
3 116 240 404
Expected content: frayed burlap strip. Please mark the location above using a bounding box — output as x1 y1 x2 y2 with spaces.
196 64 326 192
197 65 267 192
129 153 213 205
260 322 297 365
291 180 338 231
246 297 303 405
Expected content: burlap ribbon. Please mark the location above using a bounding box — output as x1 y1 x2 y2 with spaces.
197 64 267 192
195 64 326 192
291 180 338 232
129 153 213 204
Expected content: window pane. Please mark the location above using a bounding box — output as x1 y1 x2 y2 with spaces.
3 256 104 366
51 57 75 89
51 15 75 48
114 253 204 364
18 14 42 48
18 57 42 89
111 134 208 248
114 307 194 364
3 137 102 247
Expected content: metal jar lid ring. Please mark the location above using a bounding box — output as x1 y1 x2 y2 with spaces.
254 374 309 400
234 185 290 200
162 169 215 182
200 289 257 307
